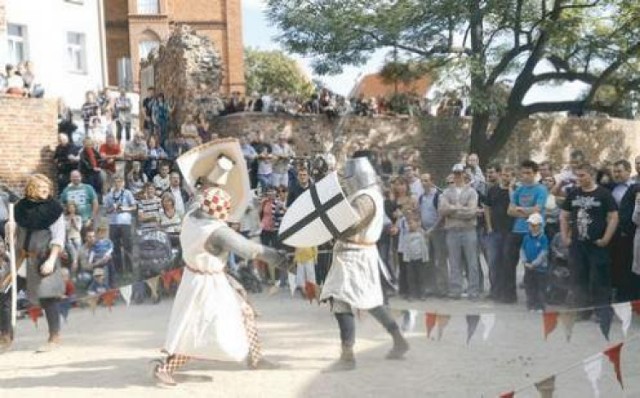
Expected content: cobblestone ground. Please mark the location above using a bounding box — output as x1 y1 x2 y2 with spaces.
0 291 638 398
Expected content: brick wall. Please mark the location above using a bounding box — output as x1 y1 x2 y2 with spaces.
0 98 58 195
211 113 640 183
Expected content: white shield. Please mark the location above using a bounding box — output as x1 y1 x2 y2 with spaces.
278 172 359 247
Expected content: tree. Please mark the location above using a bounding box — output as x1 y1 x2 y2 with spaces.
266 0 640 161
244 47 314 98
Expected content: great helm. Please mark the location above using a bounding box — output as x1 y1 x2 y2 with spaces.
341 153 378 196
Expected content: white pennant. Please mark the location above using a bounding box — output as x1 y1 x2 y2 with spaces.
480 313 496 341
288 272 297 296
583 353 603 398
119 285 132 307
612 302 632 337
401 310 418 333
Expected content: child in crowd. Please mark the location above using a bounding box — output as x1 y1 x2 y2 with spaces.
294 245 317 298
403 216 429 301
91 225 115 287
87 268 109 296
520 213 549 311
64 202 83 272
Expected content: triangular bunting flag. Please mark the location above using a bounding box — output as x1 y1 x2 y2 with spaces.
466 314 480 344
558 311 576 342
146 276 160 301
287 272 296 296
425 312 437 338
27 306 43 328
480 313 496 341
119 285 132 306
597 307 613 341
304 281 317 304
87 295 100 314
535 375 555 398
161 271 174 291
583 353 603 398
612 302 632 337
101 289 119 311
400 310 417 333
59 300 71 322
543 311 558 340
172 268 184 284
603 342 624 389
436 314 451 341
499 391 514 398
631 300 640 316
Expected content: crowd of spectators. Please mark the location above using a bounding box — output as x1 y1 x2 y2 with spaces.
0 61 44 98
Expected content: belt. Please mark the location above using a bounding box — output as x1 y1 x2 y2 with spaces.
342 240 377 247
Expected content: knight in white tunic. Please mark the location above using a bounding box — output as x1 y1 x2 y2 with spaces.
319 154 409 371
153 140 286 386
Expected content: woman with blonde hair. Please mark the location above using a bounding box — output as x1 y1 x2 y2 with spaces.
5 174 66 352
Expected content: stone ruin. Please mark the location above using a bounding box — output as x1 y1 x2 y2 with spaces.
142 25 225 136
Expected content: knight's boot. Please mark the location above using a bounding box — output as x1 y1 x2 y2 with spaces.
325 344 356 372
385 328 409 360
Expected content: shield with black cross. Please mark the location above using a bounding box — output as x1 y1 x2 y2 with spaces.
278 171 359 248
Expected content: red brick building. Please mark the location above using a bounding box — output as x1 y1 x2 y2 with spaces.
104 0 244 95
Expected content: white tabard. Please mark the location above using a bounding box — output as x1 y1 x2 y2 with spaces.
319 186 384 310
163 212 249 361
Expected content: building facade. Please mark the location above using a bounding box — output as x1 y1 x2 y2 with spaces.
0 0 108 108
104 0 244 95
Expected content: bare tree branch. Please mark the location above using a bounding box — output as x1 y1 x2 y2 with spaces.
485 43 533 86
531 71 598 84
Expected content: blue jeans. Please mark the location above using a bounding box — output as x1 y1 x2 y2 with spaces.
446 228 480 297
257 174 272 190
485 231 509 297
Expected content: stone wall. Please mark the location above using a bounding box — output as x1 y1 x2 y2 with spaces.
143 25 225 133
0 97 58 194
211 112 640 182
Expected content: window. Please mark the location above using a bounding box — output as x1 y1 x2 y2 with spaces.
66 32 87 73
139 40 160 61
137 0 160 14
7 24 28 65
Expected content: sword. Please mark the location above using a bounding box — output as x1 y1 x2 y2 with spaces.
8 203 17 329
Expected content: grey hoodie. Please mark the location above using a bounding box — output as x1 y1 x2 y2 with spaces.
438 184 479 230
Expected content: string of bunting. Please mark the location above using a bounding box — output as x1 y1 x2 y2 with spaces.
498 332 639 397
21 267 185 327
385 300 640 344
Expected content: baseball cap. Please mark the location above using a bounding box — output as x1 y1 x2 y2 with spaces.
452 163 465 173
527 213 543 225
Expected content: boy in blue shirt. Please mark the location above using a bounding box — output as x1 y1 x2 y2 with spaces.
520 213 549 311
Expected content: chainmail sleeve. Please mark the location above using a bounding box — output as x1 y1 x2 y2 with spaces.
205 225 287 270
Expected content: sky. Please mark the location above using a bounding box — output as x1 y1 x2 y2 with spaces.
242 0 586 103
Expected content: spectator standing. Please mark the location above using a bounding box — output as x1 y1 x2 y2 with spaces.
164 172 190 217
142 87 156 133
153 163 171 196
287 167 311 207
483 165 515 301
57 99 76 142
438 164 480 300
104 176 136 277
114 88 133 144
152 93 171 147
466 153 487 196
539 161 554 182
81 91 100 135
63 202 83 272
541 175 560 239
125 133 149 162
520 213 549 311
392 177 417 298
259 187 278 283
256 138 274 190
99 133 122 194
404 165 424 198
404 216 429 301
137 183 162 231
553 149 585 200
240 135 258 188
271 134 295 188
53 134 80 193
78 137 103 196
608 160 638 302
144 135 166 179
60 170 99 228
560 163 618 314
503 160 548 303
418 173 447 296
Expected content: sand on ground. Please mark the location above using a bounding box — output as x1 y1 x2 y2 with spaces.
0 290 638 398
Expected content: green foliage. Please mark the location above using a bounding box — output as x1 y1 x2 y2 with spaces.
244 47 314 98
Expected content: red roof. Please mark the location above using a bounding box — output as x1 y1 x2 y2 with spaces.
350 73 432 98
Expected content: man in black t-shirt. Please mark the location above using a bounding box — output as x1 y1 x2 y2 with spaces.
560 163 618 311
483 165 515 300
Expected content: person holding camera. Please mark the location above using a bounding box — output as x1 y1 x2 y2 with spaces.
104 175 136 277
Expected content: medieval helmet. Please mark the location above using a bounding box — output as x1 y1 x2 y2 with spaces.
341 153 378 196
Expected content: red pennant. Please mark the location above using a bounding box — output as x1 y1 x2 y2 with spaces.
172 268 184 284
162 270 175 290
27 306 43 327
425 312 437 338
604 342 624 389
631 300 640 316
101 289 119 311
304 281 317 303
499 391 514 398
543 311 558 340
